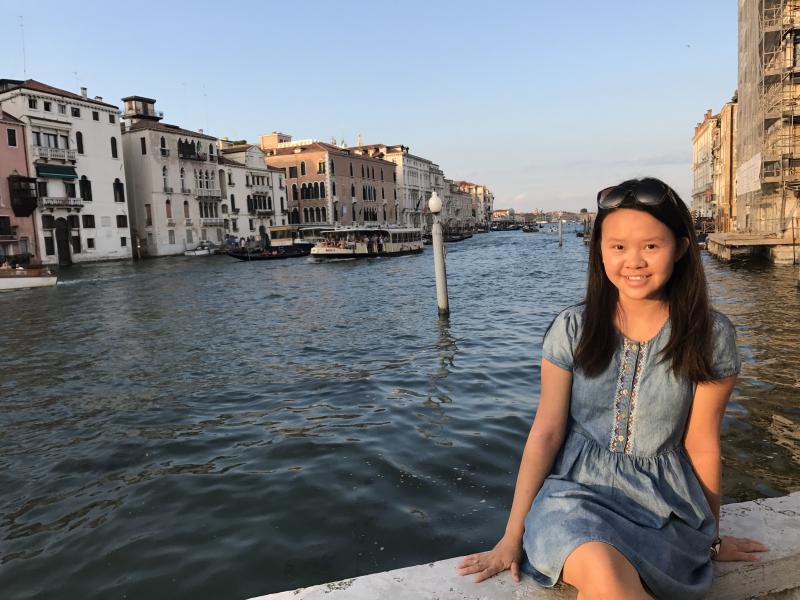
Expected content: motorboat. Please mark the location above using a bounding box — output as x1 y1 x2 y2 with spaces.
0 266 57 291
184 241 218 256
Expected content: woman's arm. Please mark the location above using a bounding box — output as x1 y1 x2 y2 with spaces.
458 359 572 583
684 375 767 561
683 375 736 532
504 359 573 541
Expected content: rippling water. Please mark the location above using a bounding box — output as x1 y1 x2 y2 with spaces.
1 230 798 599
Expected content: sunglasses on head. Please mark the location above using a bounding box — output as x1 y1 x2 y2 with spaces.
596 180 678 210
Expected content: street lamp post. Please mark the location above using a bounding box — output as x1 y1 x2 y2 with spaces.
428 191 449 316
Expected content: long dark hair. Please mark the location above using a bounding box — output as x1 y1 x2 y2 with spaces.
573 177 716 382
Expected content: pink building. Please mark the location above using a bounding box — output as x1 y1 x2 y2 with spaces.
0 107 39 264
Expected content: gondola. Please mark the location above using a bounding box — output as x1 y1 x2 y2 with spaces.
226 245 311 261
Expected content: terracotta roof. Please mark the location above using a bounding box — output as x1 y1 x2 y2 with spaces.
220 144 254 153
0 111 24 124
124 120 217 141
0 79 119 109
266 141 395 165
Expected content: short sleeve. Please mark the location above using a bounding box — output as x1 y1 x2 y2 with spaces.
542 307 580 371
710 312 741 379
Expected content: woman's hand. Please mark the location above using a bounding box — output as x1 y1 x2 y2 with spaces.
456 535 524 583
714 535 769 561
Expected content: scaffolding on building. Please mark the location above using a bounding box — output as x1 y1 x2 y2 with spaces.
760 0 800 234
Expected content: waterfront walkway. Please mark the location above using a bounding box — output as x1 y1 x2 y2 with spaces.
251 492 800 600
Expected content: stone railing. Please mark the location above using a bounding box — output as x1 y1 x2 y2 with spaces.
250 493 800 600
33 146 77 161
38 197 83 210
196 188 221 199
200 218 224 227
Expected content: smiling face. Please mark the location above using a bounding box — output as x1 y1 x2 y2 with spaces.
600 208 688 304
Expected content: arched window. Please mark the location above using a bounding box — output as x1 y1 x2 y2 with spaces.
110 137 118 159
292 184 298 201
303 208 309 222
320 182 326 198
292 208 299 224
221 203 228 214
76 131 84 154
322 207 327 222
381 169 384 181
113 178 125 203
382 187 385 199
230 194 236 211
166 199 172 219
383 206 387 221
209 143 214 157
247 196 253 213
351 184 355 198
332 182 336 196
162 166 169 191
315 207 321 222
160 136 166 155
79 175 93 202
300 161 306 176
314 182 320 199
183 200 190 218
349 162 353 176
180 168 185 191
361 164 365 178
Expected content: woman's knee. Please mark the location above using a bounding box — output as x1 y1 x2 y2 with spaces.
563 541 648 599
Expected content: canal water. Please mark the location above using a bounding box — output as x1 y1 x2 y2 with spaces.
1 230 798 600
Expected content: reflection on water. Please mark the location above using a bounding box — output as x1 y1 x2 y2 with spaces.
0 232 798 600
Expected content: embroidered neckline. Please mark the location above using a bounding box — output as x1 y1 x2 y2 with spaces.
610 339 649 454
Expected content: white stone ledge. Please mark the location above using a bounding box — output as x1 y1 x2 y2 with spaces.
250 492 800 600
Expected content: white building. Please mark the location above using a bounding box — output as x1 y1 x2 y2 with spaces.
0 79 132 265
455 181 494 228
443 179 475 230
351 144 438 228
121 96 225 256
217 142 288 242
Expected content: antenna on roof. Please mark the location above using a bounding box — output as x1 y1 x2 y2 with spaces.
18 16 27 78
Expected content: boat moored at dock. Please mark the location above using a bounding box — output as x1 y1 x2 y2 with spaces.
310 227 424 259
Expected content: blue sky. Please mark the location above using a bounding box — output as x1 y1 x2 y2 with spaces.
0 0 737 212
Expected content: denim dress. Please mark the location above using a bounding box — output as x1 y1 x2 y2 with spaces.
522 305 740 599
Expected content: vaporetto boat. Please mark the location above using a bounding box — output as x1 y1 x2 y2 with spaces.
310 226 424 259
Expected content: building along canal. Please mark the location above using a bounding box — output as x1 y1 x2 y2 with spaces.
1 229 798 600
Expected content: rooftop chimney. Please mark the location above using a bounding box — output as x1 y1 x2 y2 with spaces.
81 87 88 98
94 96 102 102
199 128 204 134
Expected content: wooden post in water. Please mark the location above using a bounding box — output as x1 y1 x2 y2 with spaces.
559 219 563 247
428 192 449 316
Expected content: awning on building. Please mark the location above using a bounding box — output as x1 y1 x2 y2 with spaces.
35 164 77 180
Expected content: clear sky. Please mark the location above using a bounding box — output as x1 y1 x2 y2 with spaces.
0 0 737 212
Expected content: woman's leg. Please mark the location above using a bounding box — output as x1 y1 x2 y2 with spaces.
562 541 652 600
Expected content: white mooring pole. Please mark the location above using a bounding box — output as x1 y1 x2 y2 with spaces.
428 192 449 316
559 218 563 247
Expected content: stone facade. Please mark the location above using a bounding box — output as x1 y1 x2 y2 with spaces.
0 109 38 264
121 96 223 256
0 79 132 265
262 136 397 227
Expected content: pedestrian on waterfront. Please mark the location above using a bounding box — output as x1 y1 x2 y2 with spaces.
457 177 767 599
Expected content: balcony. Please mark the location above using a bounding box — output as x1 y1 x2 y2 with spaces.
178 152 207 162
185 218 193 226
160 148 171 157
256 209 273 217
230 208 240 214
196 188 221 199
181 186 192 194
33 146 77 161
163 185 174 193
200 218 224 227
252 184 270 194
39 197 83 210
0 234 18 242
167 218 176 227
